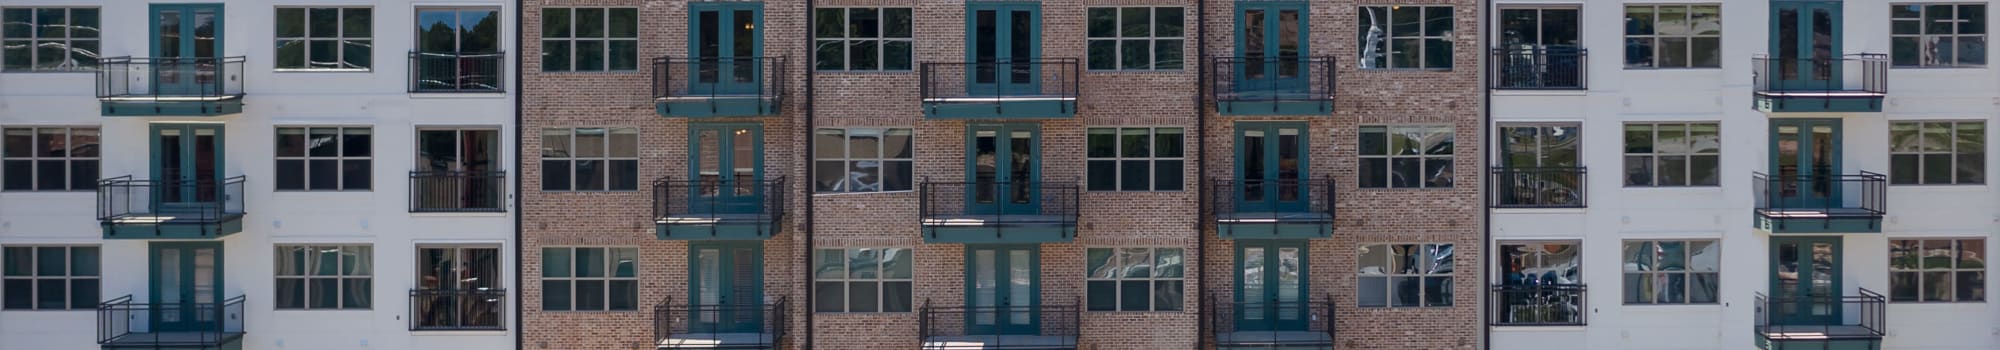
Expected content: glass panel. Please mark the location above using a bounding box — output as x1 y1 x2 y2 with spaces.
973 250 995 325
1241 247 1264 319
1007 249 1030 325
1276 247 1300 320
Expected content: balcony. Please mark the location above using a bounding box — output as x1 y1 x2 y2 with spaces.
1209 178 1335 239
1753 289 1885 350
1206 56 1336 115
97 176 246 239
408 171 507 213
653 296 789 349
1488 284 1587 326
1489 167 1588 209
1751 54 1887 113
96 57 245 116
1490 47 1587 90
1752 171 1886 233
653 177 788 240
919 298 1079 350
407 288 507 331
407 51 505 93
1205 296 1334 349
653 56 788 118
920 59 1079 119
918 180 1079 244
96 295 246 349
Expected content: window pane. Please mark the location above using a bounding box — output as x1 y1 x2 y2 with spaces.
1153 280 1183 310
611 248 637 278
883 281 913 312
1 280 28 309
576 248 605 277
609 280 636 310
1357 277 1387 307
883 248 912 279
542 248 572 278
276 278 306 308
542 280 571 310
815 282 844 312
1087 280 1117 311
576 280 605 310
1087 160 1117 191
848 249 879 279
1923 271 1953 301
70 278 98 309
1120 280 1150 311
847 281 879 312
343 278 370 308
1890 271 1920 302
35 247 64 276
1120 160 1150 191
70 247 98 276
310 278 339 308
1155 248 1184 278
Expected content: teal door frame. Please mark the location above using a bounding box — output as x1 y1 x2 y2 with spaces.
1232 1 1309 94
149 241 223 332
1769 1 1843 91
688 241 764 333
966 124 1041 215
149 3 225 95
1234 240 1309 331
689 124 765 214
1768 119 1842 209
688 2 764 95
965 2 1042 96
964 244 1041 335
1770 236 1842 325
1234 122 1310 212
150 124 226 211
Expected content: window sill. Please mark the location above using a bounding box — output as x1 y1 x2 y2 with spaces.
535 70 644 75
274 68 372 74
813 190 915 197
409 211 509 217
1493 89 1587 97
814 70 916 75
1492 208 1586 214
1490 325 1587 331
408 92 507 99
1084 69 1192 74
1355 68 1455 73
410 330 508 336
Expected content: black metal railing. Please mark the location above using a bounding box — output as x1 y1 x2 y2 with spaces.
917 179 1081 240
654 296 788 349
1489 167 1588 208
96 56 247 101
408 51 505 93
1751 54 1888 109
1205 56 1337 113
1491 47 1587 90
1205 296 1335 347
1489 284 1588 326
1207 177 1336 235
919 58 1080 108
652 177 788 238
97 175 247 236
409 171 507 213
97 295 246 346
918 298 1079 350
652 56 789 113
1752 171 1887 228
1754 288 1886 341
408 288 507 331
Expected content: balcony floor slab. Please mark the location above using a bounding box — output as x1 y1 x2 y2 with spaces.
657 333 775 349
921 335 1076 350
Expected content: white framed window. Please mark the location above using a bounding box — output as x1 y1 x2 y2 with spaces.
1086 7 1185 70
1 245 99 310
814 248 912 313
1086 247 1184 311
1 127 99 191
813 7 913 71
541 247 639 311
1889 121 1985 185
541 127 640 191
275 245 373 310
1621 240 1719 304
1359 125 1454 188
1358 243 1453 307
1359 6 1455 70
276 127 372 191
1086 127 1185 191
1623 123 1720 187
275 7 372 70
1623 4 1723 68
1890 4 1986 67
1890 238 1986 302
540 7 639 72
0 7 100 72
813 128 914 193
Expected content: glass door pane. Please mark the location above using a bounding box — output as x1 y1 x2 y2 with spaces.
964 246 1038 335
1771 237 1842 325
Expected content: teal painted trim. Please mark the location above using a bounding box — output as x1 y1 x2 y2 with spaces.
102 215 245 239
1215 101 1332 116
1768 1 1844 91
687 241 765 333
687 123 765 214
149 4 227 58
1762 338 1881 350
656 98 781 118
1219 346 1332 350
1216 222 1331 239
963 2 1043 96
657 222 778 240
1768 236 1844 325
1766 118 1844 209
1231 1 1310 92
687 2 765 95
101 101 244 117
1232 239 1310 331
1754 95 1885 113
1755 215 1883 234
962 245 1042 335
1232 122 1311 213
148 241 224 333
921 226 1075 244
922 100 1076 119
963 123 1042 215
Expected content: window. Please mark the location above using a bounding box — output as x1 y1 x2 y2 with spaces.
275 245 372 310
814 8 913 71
1496 7 1579 48
1357 244 1453 307
415 128 504 211
1358 6 1454 70
417 128 500 173
1500 124 1581 168
416 8 500 54
541 247 638 311
541 128 638 191
276 127 371 191
1624 4 1722 68
1624 123 1720 187
414 245 503 329
1359 125 1454 188
275 7 371 70
1891 4 1987 67
1499 241 1580 285
1087 7 1184 70
1087 127 1184 191
813 128 913 193
542 8 638 72
1086 247 1183 311
813 248 912 313
2 127 99 191
1890 121 1985 185
1890 239 1986 302
2 246 98 310
1621 240 1718 304
0 7 99 71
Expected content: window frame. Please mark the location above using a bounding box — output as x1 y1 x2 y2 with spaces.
1622 4 1724 69
1 245 100 310
1889 238 1987 303
1623 122 1721 187
2 126 100 192
273 245 374 310
1358 5 1456 70
813 128 915 194
1358 125 1456 189
1890 3 1988 68
1498 123 1583 168
1086 127 1186 192
273 6 373 71
539 7 640 72
1356 243 1455 308
274 126 373 192
540 247 640 312
1620 239 1720 305
813 247 914 313
813 7 915 71
1085 247 1185 312
1085 6 1186 71
0 7 100 72
540 127 639 192
1498 240 1583 285
1889 120 1986 185
414 127 501 172
412 244 505 329
413 7 502 54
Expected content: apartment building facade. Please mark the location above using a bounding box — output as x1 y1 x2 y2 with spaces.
1486 1 1998 350
0 1 519 349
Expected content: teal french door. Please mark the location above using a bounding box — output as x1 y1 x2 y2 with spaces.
1233 1 1308 94
1235 240 1308 331
690 124 765 214
1770 119 1842 209
689 2 763 95
149 4 223 95
689 241 763 333
967 124 1040 215
965 245 1039 335
1769 1 1842 91
150 242 223 332
151 124 225 209
1234 122 1309 213
1770 237 1842 325
966 2 1041 96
